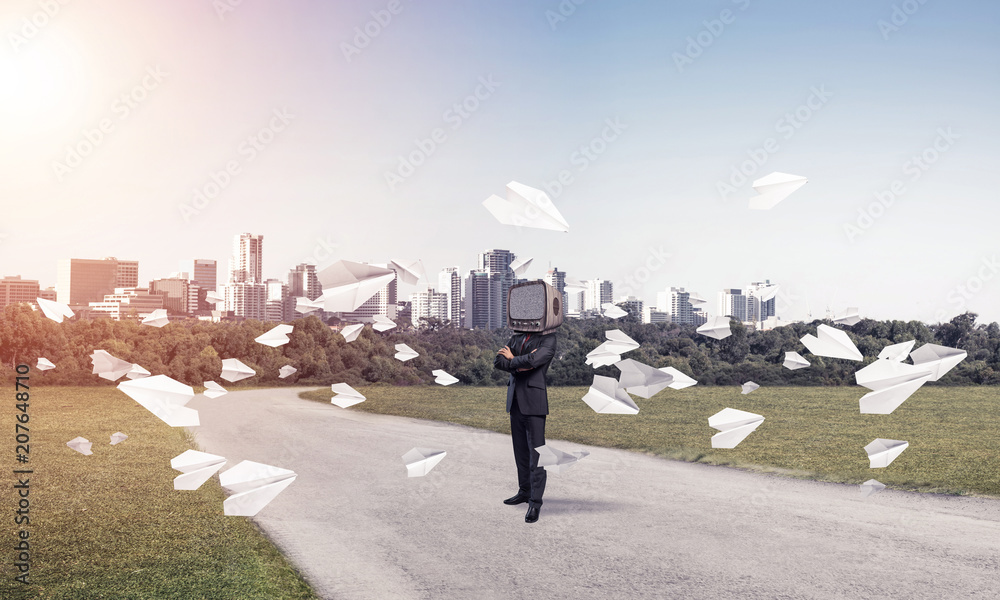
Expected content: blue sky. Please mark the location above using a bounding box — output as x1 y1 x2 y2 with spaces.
2 0 998 323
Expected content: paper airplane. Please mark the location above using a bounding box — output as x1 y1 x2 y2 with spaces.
585 330 640 367
278 365 297 379
908 344 967 381
708 408 764 449
783 351 810 370
563 277 587 293
36 357 55 371
109 432 128 445
800 324 863 361
402 448 447 477
697 316 732 340
118 375 200 427
865 438 908 468
220 358 255 383
295 297 323 314
220 460 297 516
171 449 226 490
855 359 933 414
330 383 365 408
615 359 674 399
91 350 133 381
509 257 533 277
206 290 224 304
432 369 459 385
254 324 293 348
315 260 396 312
755 284 781 302
483 181 570 232
66 436 93 455
371 315 396 332
860 479 887 498
602 303 627 319
741 381 759 394
394 343 418 362
659 367 698 389
832 307 861 326
877 340 916 362
203 381 228 399
126 363 151 380
535 444 590 475
581 375 639 414
141 309 169 328
688 292 707 306
749 172 807 210
36 297 74 323
388 259 426 285
340 323 364 342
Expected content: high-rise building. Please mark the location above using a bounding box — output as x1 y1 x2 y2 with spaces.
57 257 138 307
180 259 218 292
718 288 748 322
88 288 164 321
543 267 567 316
642 306 670 324
265 278 291 322
657 287 695 325
478 249 515 329
463 270 493 329
0 276 41 310
584 279 613 312
224 282 267 320
340 263 397 322
149 277 197 314
409 287 448 328
746 280 777 323
437 267 461 326
617 296 643 318
288 263 322 300
230 233 263 284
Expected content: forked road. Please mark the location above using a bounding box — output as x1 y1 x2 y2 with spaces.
189 388 1000 600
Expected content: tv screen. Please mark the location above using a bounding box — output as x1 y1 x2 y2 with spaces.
507 280 563 332
509 283 546 320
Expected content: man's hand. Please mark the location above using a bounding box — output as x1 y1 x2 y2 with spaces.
497 346 514 360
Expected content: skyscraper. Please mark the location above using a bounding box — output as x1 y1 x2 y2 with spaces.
746 280 777 323
543 267 567 316
230 233 263 283
57 257 138 306
180 259 218 292
478 249 515 329
287 263 322 301
718 288 748 321
409 287 448 328
463 270 492 329
438 267 461 326
657 287 695 325
584 279 613 312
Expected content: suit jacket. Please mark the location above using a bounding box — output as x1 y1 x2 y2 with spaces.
493 332 557 415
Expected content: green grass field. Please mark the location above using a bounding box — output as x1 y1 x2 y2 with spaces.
1 386 319 600
301 384 1000 497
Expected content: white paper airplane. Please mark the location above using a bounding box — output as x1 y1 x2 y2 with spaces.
688 292 707 306
220 460 297 516
800 324 863 361
220 358 255 383
295 297 324 314
855 359 933 414
535 444 590 475
709 408 764 448
330 383 365 408
126 363 151 380
109 432 128 445
865 438 908 468
91 350 134 381
755 284 781 302
389 259 426 285
203 381 228 399
563 277 587 293
340 323 364 342
171 449 226 490
581 375 639 414
36 357 55 371
859 479 887 498
660 367 698 389
36 297 74 323
403 448 447 477
66 436 93 455
206 290 224 304
141 309 169 328
749 172 807 210
255 324 293 348
118 375 200 427
615 359 674 399
585 330 640 367
394 343 418 362
432 369 459 385
908 343 967 381
509 257 533 277
315 260 396 313
832 307 861 326
697 316 733 340
877 340 916 362
602 303 628 319
783 351 810 370
483 181 570 232
371 315 396 332
278 365 297 379
741 381 759 394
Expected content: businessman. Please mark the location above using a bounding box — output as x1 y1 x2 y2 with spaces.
494 330 557 523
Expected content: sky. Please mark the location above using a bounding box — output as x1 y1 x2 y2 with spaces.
2 0 998 324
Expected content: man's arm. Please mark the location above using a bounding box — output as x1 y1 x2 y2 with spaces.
507 334 556 371
493 337 517 372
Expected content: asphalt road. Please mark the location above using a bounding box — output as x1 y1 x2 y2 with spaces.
189 388 1000 600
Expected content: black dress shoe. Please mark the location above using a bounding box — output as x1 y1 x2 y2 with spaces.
525 506 540 523
503 494 530 505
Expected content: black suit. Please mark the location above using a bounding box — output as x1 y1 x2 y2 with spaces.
494 332 557 508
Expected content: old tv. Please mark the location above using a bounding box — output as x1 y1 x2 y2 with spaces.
507 280 564 333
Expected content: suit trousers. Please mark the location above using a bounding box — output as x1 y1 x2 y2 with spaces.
509 397 546 507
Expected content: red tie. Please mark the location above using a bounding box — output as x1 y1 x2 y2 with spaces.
520 334 531 354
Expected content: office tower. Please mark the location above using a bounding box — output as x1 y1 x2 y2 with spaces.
584 279 613 312
57 257 138 306
478 249 515 329
543 267 567 316
0 276 41 310
180 259 218 292
718 288 748 322
88 288 164 321
230 233 263 283
265 278 291 322
745 280 777 323
149 277 197 314
410 287 448 328
224 283 267 320
438 267 461 326
617 296 643 318
287 263 322 300
656 287 695 325
463 270 492 329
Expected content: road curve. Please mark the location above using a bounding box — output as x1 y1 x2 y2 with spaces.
188 388 1000 600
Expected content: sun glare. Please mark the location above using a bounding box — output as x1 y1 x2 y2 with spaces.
0 36 82 135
